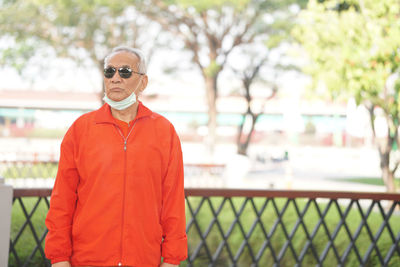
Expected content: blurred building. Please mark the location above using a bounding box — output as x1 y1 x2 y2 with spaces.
0 89 358 147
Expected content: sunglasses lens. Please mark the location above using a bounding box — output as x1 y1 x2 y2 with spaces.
119 67 132 79
104 67 116 78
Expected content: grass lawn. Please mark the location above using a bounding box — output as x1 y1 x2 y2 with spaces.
9 196 400 267
331 177 400 187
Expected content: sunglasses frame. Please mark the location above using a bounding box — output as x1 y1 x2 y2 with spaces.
104 66 144 79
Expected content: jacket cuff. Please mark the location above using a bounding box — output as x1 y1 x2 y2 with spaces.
51 257 71 264
161 235 188 263
163 258 181 265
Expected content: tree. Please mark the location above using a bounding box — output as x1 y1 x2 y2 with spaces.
231 45 275 155
141 0 306 152
0 0 162 95
230 3 303 156
293 0 400 192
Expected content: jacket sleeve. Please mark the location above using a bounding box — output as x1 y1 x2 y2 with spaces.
160 126 188 265
45 125 80 264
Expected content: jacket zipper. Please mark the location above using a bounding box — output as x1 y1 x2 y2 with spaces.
114 122 136 266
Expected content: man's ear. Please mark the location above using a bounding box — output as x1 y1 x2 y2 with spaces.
139 75 148 93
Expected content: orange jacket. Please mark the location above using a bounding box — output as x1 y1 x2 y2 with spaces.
45 102 187 267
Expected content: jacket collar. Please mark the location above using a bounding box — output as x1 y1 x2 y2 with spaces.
94 101 153 124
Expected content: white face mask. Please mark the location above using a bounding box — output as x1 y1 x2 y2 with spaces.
103 79 142 110
103 90 137 110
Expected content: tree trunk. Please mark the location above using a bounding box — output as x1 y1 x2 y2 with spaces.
236 116 245 155
366 104 397 193
380 149 397 193
382 166 396 193
237 113 258 156
204 75 218 154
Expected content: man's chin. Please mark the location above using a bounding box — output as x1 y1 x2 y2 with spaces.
107 93 127 102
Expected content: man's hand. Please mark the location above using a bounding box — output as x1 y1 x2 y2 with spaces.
51 261 71 267
160 263 178 267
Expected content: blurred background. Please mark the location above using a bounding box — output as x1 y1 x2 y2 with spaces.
0 0 399 193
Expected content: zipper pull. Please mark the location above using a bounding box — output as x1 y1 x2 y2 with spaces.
124 140 127 151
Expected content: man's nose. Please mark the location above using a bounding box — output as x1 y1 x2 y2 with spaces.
111 73 122 83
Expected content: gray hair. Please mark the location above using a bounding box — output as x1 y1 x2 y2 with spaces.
104 46 147 74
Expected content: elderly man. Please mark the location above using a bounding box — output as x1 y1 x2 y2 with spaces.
45 46 187 267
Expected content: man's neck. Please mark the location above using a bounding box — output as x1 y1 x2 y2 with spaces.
110 102 139 124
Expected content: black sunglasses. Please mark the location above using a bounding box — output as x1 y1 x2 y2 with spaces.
104 66 144 79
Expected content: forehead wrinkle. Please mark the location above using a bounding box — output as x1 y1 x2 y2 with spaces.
108 52 139 70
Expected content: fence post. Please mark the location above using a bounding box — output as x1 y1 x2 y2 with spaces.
0 176 12 266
